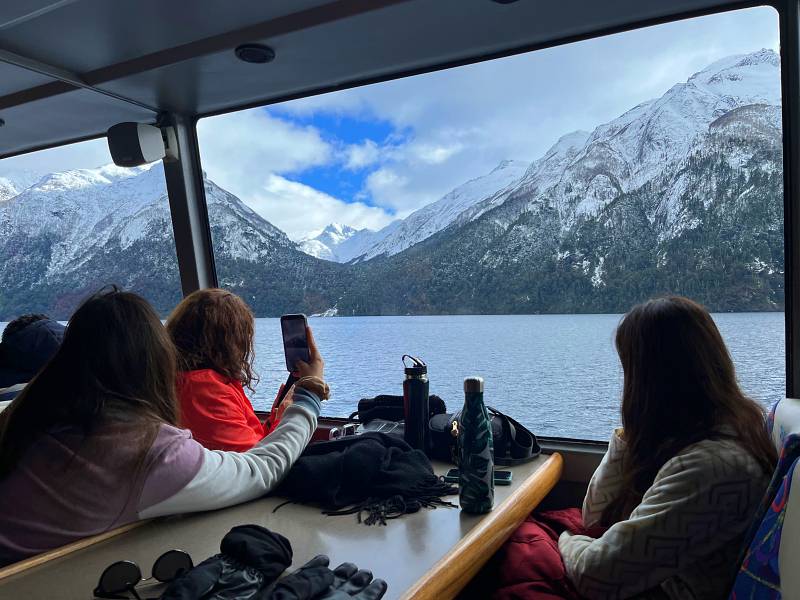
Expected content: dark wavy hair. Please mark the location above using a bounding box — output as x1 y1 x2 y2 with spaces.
166 288 258 391
0 288 179 478
602 296 777 524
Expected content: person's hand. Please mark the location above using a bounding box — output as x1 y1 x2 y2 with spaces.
293 327 324 380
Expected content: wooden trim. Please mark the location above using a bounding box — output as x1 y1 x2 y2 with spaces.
402 452 564 600
0 520 150 581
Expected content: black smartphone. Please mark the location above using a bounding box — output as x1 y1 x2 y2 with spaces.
443 468 513 485
280 314 310 372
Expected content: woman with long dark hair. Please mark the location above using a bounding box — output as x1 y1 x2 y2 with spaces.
559 296 776 599
0 288 324 566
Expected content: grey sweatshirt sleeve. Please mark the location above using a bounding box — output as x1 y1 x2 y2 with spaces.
559 439 765 599
138 388 320 519
582 428 627 528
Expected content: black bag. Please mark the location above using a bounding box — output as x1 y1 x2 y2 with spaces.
428 406 541 466
352 395 540 466
349 395 446 423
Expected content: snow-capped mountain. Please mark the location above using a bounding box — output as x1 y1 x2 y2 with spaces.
0 163 343 318
0 170 41 203
0 49 785 318
351 159 528 262
335 49 783 314
298 159 527 263
299 223 377 262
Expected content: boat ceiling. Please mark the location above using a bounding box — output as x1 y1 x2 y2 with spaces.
0 0 761 158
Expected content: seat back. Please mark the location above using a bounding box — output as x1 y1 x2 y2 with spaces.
729 397 800 598
769 396 800 450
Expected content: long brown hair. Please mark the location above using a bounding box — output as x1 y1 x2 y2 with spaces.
166 288 258 390
603 296 777 524
0 288 179 478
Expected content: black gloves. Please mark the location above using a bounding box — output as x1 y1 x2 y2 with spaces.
319 562 388 600
159 524 386 600
265 556 387 600
266 555 335 600
160 525 293 600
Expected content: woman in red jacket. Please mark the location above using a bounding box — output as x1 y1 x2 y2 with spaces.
167 288 320 451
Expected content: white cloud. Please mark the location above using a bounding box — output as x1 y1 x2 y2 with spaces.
344 139 381 170
246 174 394 240
197 109 333 200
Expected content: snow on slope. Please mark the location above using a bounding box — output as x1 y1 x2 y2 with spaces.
355 159 528 262
301 160 527 263
0 162 291 283
0 171 41 203
465 49 782 235
300 223 361 261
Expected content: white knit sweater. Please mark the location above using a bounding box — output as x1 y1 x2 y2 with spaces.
559 429 769 599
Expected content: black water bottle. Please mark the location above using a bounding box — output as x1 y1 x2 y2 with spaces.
402 355 430 452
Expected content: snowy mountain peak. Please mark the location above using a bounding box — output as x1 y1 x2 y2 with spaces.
323 222 358 237
491 159 527 173
546 130 591 157
299 222 367 261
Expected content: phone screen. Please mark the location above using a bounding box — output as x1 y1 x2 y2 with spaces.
281 314 310 372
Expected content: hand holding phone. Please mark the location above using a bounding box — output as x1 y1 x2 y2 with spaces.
280 314 324 378
294 326 324 379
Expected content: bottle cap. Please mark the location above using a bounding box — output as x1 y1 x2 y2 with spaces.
464 376 484 393
402 355 427 377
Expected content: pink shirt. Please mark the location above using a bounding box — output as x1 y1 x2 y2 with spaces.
0 421 203 566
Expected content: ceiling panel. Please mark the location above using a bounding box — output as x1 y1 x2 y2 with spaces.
94 0 747 116
0 62 54 96
0 0 331 72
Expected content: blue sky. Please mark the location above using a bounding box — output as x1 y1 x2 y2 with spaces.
0 6 781 240
269 111 400 207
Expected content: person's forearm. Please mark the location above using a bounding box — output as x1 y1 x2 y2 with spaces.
138 390 321 518
582 428 627 527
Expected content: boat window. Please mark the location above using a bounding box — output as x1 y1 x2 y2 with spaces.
0 138 183 328
196 6 784 440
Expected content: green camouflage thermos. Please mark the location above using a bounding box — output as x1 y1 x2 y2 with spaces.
458 376 494 514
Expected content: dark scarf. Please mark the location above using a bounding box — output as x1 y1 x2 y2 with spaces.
276 432 458 525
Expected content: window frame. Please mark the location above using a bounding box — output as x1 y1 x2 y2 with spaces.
183 1 793 443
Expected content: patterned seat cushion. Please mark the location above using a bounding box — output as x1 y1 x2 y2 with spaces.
730 455 799 598
729 431 800 598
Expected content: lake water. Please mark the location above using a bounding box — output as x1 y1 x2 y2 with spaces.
0 313 785 441
248 313 785 441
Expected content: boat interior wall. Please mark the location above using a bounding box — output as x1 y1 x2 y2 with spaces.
0 0 767 158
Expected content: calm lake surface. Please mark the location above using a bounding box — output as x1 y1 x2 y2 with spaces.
249 313 785 440
0 313 784 440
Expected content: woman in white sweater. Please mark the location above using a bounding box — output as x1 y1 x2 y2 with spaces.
559 296 776 599
0 289 324 566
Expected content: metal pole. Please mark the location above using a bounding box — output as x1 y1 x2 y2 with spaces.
161 113 218 295
781 0 800 397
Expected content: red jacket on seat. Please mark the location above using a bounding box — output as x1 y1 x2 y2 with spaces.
464 508 603 600
177 369 267 451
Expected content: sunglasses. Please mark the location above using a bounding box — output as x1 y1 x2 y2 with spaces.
93 549 193 600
